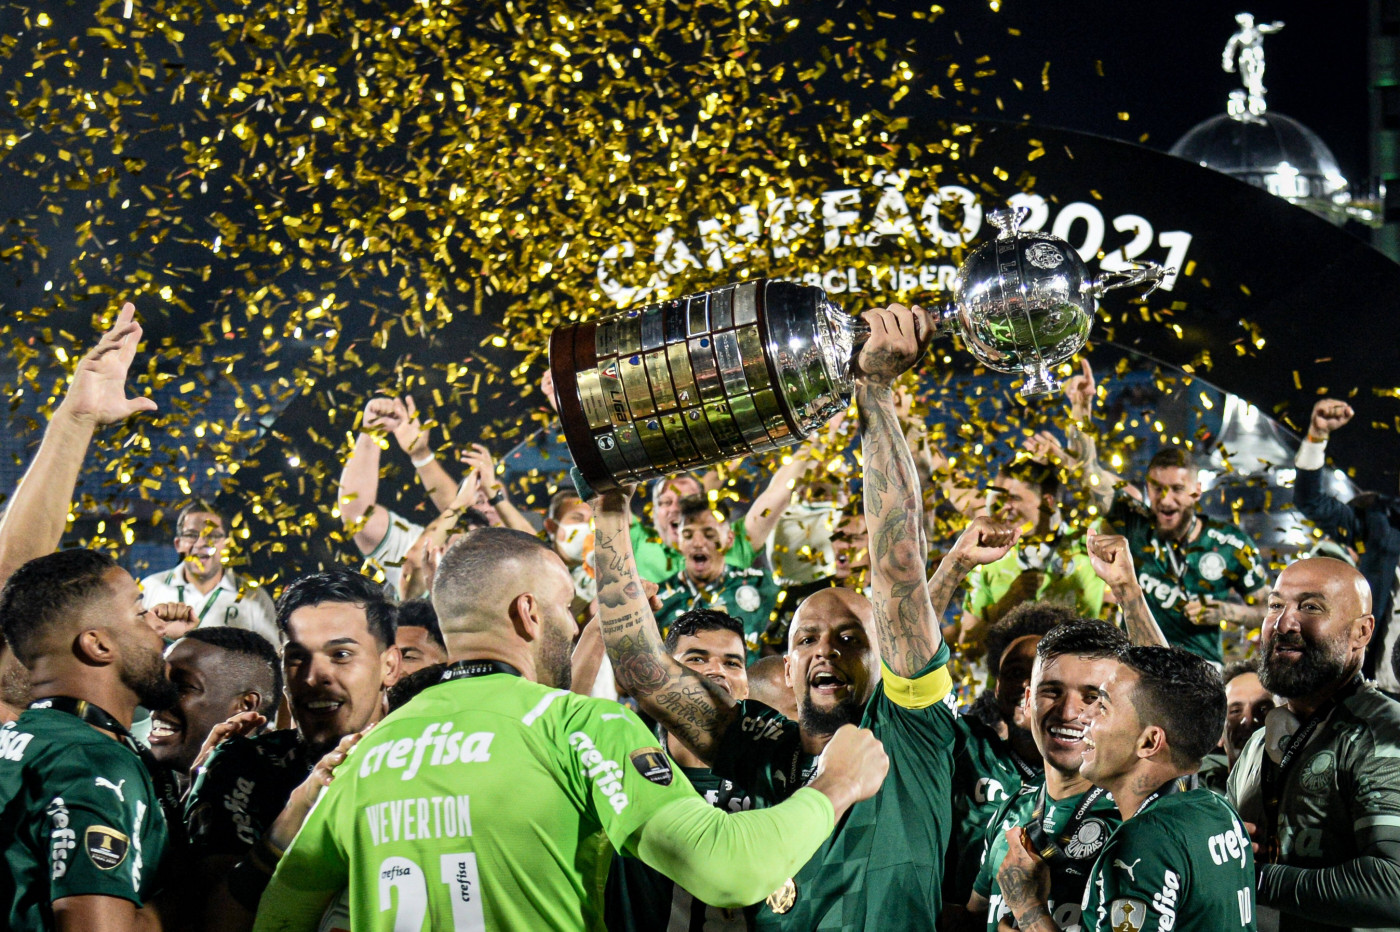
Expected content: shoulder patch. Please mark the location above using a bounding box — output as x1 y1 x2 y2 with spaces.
85 826 130 870
630 747 673 786
1109 898 1148 931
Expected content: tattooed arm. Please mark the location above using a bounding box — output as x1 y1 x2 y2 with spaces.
855 303 945 678
1086 529 1168 647
996 828 1058 932
592 485 739 762
926 516 1021 620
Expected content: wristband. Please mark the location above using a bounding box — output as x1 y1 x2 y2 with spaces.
410 452 435 468
487 488 506 505
1305 432 1328 444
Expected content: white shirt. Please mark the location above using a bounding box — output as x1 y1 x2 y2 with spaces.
139 563 280 646
361 509 425 593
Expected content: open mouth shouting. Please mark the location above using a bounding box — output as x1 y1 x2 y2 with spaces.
808 668 850 700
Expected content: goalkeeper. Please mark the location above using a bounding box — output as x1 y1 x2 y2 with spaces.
252 528 888 932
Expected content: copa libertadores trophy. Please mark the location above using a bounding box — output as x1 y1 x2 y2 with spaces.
550 206 1171 492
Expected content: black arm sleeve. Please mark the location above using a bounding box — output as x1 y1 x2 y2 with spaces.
1258 842 1400 927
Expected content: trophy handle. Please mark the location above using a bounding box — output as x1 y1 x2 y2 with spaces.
1086 262 1173 300
843 303 959 348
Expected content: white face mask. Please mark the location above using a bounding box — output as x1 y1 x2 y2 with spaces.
555 522 592 562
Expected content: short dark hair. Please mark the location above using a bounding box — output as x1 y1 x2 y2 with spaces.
1147 447 1195 474
0 549 118 666
663 608 746 654
547 490 583 523
432 527 558 624
275 569 396 649
386 663 447 712
678 494 728 526
999 458 1060 498
1221 658 1259 687
396 599 446 652
175 501 225 533
1036 618 1129 663
1117 645 1225 768
183 627 282 717
985 601 1081 676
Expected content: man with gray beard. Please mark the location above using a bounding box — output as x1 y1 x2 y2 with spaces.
1229 557 1400 931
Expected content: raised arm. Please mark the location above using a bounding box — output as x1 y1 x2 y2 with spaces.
460 443 536 534
591 483 739 760
1085 529 1167 646
854 303 941 677
0 303 157 584
926 515 1021 620
337 399 397 553
394 396 458 513
1059 360 1132 511
397 470 481 601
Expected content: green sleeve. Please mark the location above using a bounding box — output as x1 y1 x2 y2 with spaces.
971 793 1017 899
1067 553 1108 618
631 519 678 583
727 514 756 569
626 786 834 908
1090 822 1178 931
44 748 154 907
964 565 991 619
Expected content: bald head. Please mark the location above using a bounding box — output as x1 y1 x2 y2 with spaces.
789 586 875 648
432 528 572 637
1260 556 1375 703
1278 556 1372 617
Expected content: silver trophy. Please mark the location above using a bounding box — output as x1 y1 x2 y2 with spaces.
550 206 1170 492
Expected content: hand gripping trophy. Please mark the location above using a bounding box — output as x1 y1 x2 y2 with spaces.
549 206 1172 493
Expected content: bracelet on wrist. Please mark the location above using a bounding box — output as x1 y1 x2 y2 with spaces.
487 488 506 505
410 452 435 468
1305 432 1328 444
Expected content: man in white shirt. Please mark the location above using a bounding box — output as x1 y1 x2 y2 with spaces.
139 502 279 645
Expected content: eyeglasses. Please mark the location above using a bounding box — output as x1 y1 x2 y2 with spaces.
177 529 229 542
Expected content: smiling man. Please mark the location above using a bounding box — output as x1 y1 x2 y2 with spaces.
654 496 779 662
1088 447 1268 666
139 503 279 646
998 645 1255 932
184 569 401 930
1228 557 1400 932
966 619 1127 932
147 627 280 789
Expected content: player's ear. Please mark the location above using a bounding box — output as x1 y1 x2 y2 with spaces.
1137 724 1169 761
75 627 117 668
234 691 262 715
380 643 403 689
1350 612 1375 651
509 592 543 641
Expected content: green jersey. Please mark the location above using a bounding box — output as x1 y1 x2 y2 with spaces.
255 668 835 932
605 762 753 932
1228 681 1400 932
944 708 1042 908
185 728 315 858
963 536 1107 625
973 781 1121 930
655 564 780 663
1082 788 1256 932
1108 498 1264 664
631 516 756 584
0 708 170 930
710 644 956 931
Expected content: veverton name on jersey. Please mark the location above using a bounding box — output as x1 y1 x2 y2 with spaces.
366 795 472 846
568 731 629 814
358 723 495 781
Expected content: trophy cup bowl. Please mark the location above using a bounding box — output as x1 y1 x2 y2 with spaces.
550 208 1172 493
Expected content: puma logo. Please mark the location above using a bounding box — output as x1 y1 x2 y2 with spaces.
1113 857 1141 881
95 778 126 802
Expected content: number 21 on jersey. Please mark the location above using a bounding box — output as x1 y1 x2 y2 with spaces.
379 853 485 932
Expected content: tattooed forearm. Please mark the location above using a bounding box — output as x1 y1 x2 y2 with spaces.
927 557 973 619
1116 583 1168 647
1065 423 1116 511
592 506 738 744
858 381 942 677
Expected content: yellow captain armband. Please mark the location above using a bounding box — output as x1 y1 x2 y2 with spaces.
880 660 953 710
